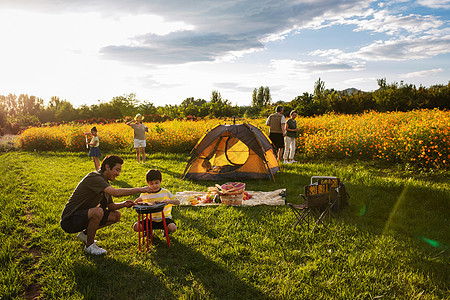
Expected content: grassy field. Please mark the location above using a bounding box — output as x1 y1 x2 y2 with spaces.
0 151 449 299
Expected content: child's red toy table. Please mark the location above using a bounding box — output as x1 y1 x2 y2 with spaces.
133 203 171 251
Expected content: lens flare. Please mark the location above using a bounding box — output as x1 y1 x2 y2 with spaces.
418 236 446 249
357 204 367 216
382 185 408 235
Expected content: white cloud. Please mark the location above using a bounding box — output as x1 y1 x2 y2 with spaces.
399 68 443 78
354 35 450 60
100 31 265 65
417 0 450 9
269 59 364 75
310 34 450 62
335 9 445 36
39 0 373 65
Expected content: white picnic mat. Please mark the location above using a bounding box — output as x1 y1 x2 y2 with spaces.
175 188 286 206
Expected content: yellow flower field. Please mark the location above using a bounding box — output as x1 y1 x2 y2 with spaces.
19 109 449 169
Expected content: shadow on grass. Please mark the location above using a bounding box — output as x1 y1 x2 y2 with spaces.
151 237 275 300
72 256 175 299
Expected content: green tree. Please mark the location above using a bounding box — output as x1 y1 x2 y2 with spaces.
77 104 95 121
55 100 77 121
251 86 271 109
312 78 329 114
137 101 158 116
208 90 235 117
98 101 122 120
418 83 450 109
210 90 223 104
291 92 319 116
17 94 43 116
0 96 8 128
179 97 207 117
332 90 375 114
373 79 415 111
110 93 139 118
40 96 77 123
157 104 180 119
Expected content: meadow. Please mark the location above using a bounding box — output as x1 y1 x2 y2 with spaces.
0 150 449 299
17 109 450 170
1 109 449 299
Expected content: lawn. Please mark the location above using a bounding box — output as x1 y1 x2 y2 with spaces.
0 151 449 299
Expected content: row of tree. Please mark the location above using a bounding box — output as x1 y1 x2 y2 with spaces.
1 78 448 134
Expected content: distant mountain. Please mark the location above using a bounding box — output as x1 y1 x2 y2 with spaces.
341 88 360 95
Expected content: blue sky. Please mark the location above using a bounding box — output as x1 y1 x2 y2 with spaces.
0 0 448 107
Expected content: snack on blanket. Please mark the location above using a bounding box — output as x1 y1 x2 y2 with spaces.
220 182 245 195
206 182 245 205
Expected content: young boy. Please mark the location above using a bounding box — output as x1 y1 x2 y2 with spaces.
133 169 180 235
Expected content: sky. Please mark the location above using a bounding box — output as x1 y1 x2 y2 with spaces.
0 0 449 108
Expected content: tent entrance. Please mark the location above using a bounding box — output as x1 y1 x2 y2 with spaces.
211 136 249 168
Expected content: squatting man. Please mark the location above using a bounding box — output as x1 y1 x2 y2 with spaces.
60 155 154 255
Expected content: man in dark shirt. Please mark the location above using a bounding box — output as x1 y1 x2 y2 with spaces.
61 155 153 255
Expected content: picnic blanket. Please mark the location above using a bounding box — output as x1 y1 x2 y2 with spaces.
176 188 286 206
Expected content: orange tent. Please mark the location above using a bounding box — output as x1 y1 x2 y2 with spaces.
181 123 279 181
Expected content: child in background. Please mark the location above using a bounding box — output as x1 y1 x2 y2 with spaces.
133 169 180 236
85 126 101 170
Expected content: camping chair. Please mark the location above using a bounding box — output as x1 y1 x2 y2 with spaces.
312 176 341 216
287 182 334 232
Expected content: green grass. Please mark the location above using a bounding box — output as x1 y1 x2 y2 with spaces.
0 151 449 299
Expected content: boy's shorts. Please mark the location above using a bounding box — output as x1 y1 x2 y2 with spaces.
60 209 111 233
134 139 146 148
137 218 175 230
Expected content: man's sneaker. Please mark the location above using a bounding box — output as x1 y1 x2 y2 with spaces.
290 160 297 163
77 231 96 243
283 160 291 164
84 242 107 255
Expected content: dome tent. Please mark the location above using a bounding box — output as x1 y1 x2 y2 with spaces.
181 123 279 181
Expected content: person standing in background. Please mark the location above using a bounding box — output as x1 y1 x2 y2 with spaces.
283 110 299 164
126 114 149 164
266 106 286 162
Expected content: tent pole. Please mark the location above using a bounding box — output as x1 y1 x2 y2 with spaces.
243 123 276 182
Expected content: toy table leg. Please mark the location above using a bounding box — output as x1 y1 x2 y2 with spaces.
138 213 142 251
161 211 171 247
146 214 151 251
138 213 151 252
148 213 153 247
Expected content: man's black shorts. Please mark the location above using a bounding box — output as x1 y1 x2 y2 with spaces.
60 209 111 233
269 132 285 149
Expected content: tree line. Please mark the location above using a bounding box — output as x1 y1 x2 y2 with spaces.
1 78 448 134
